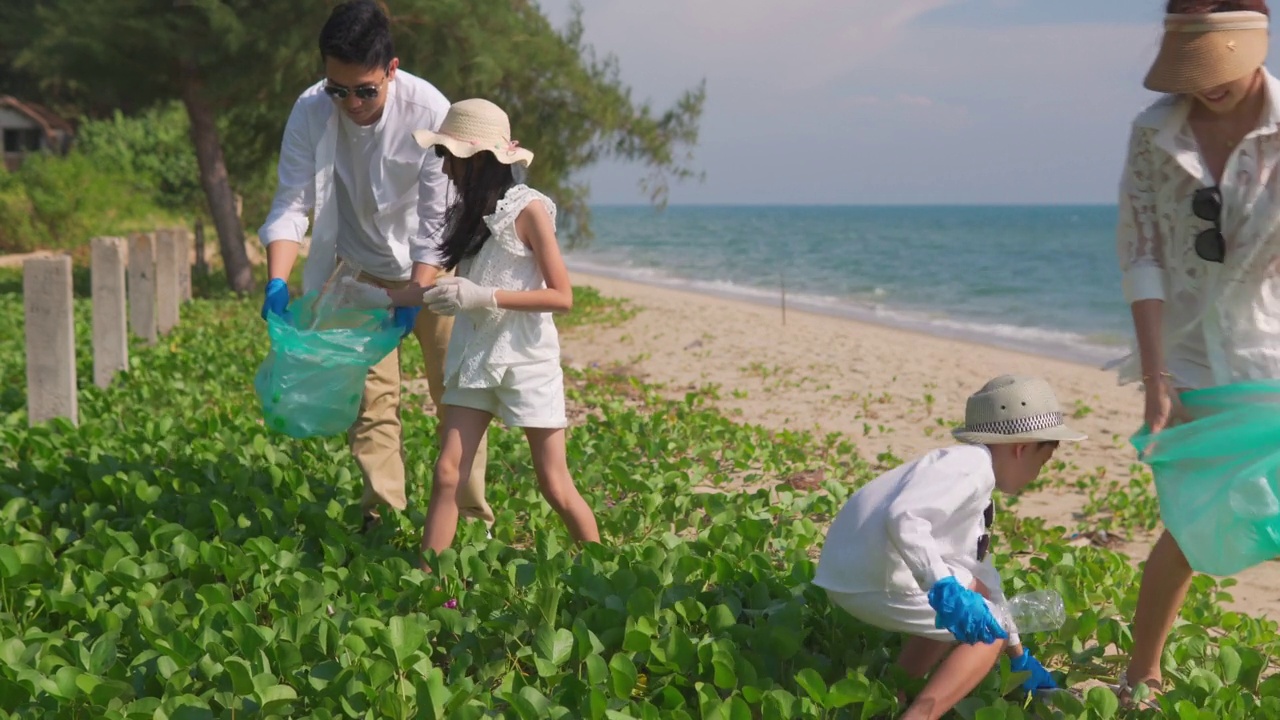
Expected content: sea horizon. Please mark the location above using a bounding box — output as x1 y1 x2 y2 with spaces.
565 204 1132 369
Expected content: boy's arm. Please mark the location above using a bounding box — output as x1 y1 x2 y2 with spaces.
884 460 987 593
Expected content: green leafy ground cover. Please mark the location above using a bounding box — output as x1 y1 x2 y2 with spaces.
0 278 1278 718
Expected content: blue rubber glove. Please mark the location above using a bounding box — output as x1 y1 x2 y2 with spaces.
392 305 421 338
927 576 1008 645
1010 651 1057 693
261 278 291 322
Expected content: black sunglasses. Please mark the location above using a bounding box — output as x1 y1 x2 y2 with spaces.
323 78 385 101
1192 186 1226 263
976 501 994 562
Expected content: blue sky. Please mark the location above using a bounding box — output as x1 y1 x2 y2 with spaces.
535 0 1276 205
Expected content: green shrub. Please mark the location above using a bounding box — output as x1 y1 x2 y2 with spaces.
0 183 48 253
0 151 172 254
74 102 204 213
0 101 205 254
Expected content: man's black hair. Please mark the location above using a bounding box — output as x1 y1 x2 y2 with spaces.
319 0 394 70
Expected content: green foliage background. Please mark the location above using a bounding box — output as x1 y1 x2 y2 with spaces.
0 275 1279 718
0 0 705 256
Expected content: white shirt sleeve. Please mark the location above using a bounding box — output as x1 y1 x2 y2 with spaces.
1116 125 1167 304
412 150 450 268
885 453 986 592
258 98 316 246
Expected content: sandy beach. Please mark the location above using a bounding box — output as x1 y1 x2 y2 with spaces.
561 270 1280 620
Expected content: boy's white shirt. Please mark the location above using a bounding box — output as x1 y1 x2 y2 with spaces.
814 444 1003 599
257 70 452 295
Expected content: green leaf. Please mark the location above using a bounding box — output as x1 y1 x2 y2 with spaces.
52 666 81 701
415 664 449 720
707 604 737 633
297 579 325 616
794 668 827 706
1219 646 1242 684
826 676 869 708
384 615 427 669
535 626 575 667
254 684 298 713
223 657 254 696
711 654 736 691
0 638 25 667
1085 686 1119 719
725 694 752 720
609 653 638 700
86 633 118 675
583 688 609 720
157 695 215 720
0 546 20 578
1176 700 1202 720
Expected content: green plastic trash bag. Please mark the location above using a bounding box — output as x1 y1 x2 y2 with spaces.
254 279 401 439
1131 379 1280 577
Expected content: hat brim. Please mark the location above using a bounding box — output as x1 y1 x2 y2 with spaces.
1144 28 1267 94
412 129 534 168
952 424 1088 445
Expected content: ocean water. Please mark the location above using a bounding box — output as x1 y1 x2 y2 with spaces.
564 205 1132 367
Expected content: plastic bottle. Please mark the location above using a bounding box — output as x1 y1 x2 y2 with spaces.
1000 589 1066 634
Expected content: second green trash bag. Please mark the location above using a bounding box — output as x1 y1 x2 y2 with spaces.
253 264 402 440
1131 379 1280 577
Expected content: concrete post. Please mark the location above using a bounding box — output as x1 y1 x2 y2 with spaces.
24 255 78 426
155 230 181 335
91 237 129 389
176 228 192 302
127 232 157 344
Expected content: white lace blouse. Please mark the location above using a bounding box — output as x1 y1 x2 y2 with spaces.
1112 69 1280 390
443 185 562 389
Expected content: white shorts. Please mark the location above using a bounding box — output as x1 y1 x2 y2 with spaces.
824 588 1019 646
442 360 567 429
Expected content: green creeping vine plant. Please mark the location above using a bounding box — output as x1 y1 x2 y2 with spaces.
0 280 1276 719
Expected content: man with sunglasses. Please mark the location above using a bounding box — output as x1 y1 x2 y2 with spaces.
257 0 494 534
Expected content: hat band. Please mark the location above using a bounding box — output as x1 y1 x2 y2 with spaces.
964 411 1064 436
1164 11 1269 33
439 130 521 151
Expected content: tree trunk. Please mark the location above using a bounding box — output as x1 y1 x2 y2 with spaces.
178 61 254 294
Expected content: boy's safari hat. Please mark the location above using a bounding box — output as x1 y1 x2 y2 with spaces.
1144 11 1269 94
952 375 1087 445
412 98 534 168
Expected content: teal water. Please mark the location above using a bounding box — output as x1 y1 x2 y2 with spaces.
565 205 1130 367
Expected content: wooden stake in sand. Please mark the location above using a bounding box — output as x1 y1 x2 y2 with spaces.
780 273 787 326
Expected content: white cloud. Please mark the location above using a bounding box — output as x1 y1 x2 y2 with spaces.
535 1 1175 204
541 0 961 99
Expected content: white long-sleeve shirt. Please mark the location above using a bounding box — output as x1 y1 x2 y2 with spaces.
1110 68 1280 390
814 445 998 597
257 70 452 294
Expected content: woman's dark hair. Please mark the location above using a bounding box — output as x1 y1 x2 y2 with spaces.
435 149 516 271
1166 0 1270 15
319 0 395 69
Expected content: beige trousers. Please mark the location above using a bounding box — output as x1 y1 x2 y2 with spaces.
348 269 494 524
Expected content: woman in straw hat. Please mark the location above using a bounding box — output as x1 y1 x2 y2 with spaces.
1112 0 1280 707
383 98 600 560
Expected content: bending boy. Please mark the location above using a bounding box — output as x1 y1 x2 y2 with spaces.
814 375 1084 720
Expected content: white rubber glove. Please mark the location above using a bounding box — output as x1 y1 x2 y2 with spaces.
335 276 393 310
422 276 498 316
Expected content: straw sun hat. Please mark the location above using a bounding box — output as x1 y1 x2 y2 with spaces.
951 375 1088 445
412 98 534 168
1144 11 1270 94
